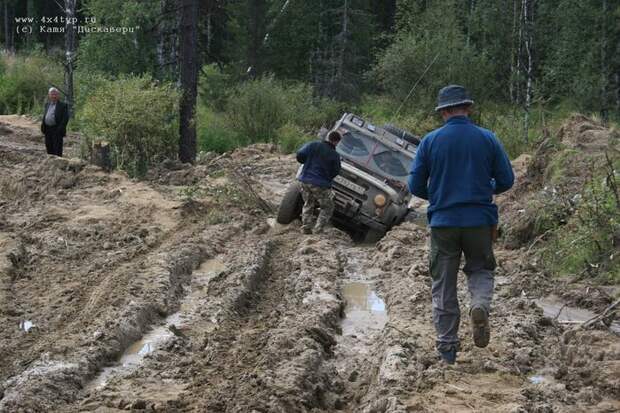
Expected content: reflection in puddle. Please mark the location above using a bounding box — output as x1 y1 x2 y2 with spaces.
341 281 388 336
529 375 555 385
90 320 177 389
535 295 620 334
19 320 35 332
89 256 227 390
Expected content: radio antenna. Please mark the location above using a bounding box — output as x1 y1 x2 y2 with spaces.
390 51 441 123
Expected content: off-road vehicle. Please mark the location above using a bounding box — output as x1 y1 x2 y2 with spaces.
276 113 419 241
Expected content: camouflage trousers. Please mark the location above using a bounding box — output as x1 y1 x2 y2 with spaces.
300 183 335 233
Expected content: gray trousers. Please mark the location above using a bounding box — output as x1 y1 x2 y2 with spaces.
429 226 496 352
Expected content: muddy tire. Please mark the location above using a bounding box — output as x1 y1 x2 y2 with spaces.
277 182 303 224
383 124 420 146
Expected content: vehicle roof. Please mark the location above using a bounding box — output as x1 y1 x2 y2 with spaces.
337 113 417 156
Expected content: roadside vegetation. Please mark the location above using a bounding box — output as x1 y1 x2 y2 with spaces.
0 0 618 285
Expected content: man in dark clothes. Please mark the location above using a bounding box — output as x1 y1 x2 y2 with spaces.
408 85 514 364
296 131 342 234
41 87 69 157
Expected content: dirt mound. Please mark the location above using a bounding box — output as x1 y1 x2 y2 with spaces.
558 114 616 152
499 115 618 249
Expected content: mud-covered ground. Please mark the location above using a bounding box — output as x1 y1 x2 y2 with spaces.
0 115 618 412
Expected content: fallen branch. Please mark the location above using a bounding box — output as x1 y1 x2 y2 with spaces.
582 298 620 329
526 229 552 254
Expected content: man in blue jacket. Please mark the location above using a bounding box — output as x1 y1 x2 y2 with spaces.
296 131 342 234
408 85 514 364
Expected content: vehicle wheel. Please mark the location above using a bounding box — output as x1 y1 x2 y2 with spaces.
383 124 421 146
276 182 303 224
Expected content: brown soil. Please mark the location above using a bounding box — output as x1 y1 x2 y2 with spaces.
0 116 618 413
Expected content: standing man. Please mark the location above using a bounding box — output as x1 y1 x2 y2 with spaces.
296 131 342 234
41 87 69 157
408 85 514 364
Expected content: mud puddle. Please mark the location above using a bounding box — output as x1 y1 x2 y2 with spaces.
535 295 620 334
341 281 387 336
88 256 227 389
89 318 178 389
340 250 387 337
325 248 390 410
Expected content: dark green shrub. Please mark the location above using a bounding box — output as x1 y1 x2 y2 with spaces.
78 75 179 177
276 123 313 153
198 64 234 111
226 76 289 144
225 76 341 146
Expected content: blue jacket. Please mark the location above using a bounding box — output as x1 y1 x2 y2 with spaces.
297 140 341 188
408 116 514 227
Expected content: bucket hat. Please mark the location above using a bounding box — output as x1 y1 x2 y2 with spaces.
435 85 474 111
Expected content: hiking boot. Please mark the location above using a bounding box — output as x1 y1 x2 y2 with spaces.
471 305 490 348
438 347 457 365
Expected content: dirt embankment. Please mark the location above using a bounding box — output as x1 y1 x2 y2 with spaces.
0 115 618 412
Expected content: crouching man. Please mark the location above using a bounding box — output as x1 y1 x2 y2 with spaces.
408 85 514 364
296 131 342 234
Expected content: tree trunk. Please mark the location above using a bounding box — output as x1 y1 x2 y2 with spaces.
247 0 266 75
466 0 475 48
178 0 198 164
64 0 76 118
337 0 349 84
522 0 534 143
3 0 12 52
600 0 608 124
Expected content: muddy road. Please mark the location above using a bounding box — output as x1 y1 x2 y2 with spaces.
0 116 619 412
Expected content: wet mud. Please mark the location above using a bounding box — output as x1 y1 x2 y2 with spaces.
0 116 618 412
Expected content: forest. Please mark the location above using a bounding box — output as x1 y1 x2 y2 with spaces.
0 0 618 165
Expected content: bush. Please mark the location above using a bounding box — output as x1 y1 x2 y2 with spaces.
370 29 496 111
73 71 110 116
197 103 239 153
198 64 234 111
226 76 289 144
276 123 313 153
78 75 179 177
225 76 340 147
541 156 620 283
0 53 62 115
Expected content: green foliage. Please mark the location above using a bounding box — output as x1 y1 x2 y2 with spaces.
0 53 62 115
373 2 498 109
78 75 179 177
78 0 160 76
226 76 287 143
537 0 619 111
541 155 620 283
197 104 240 154
198 64 234 111
71 71 111 131
277 123 313 154
224 76 339 145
